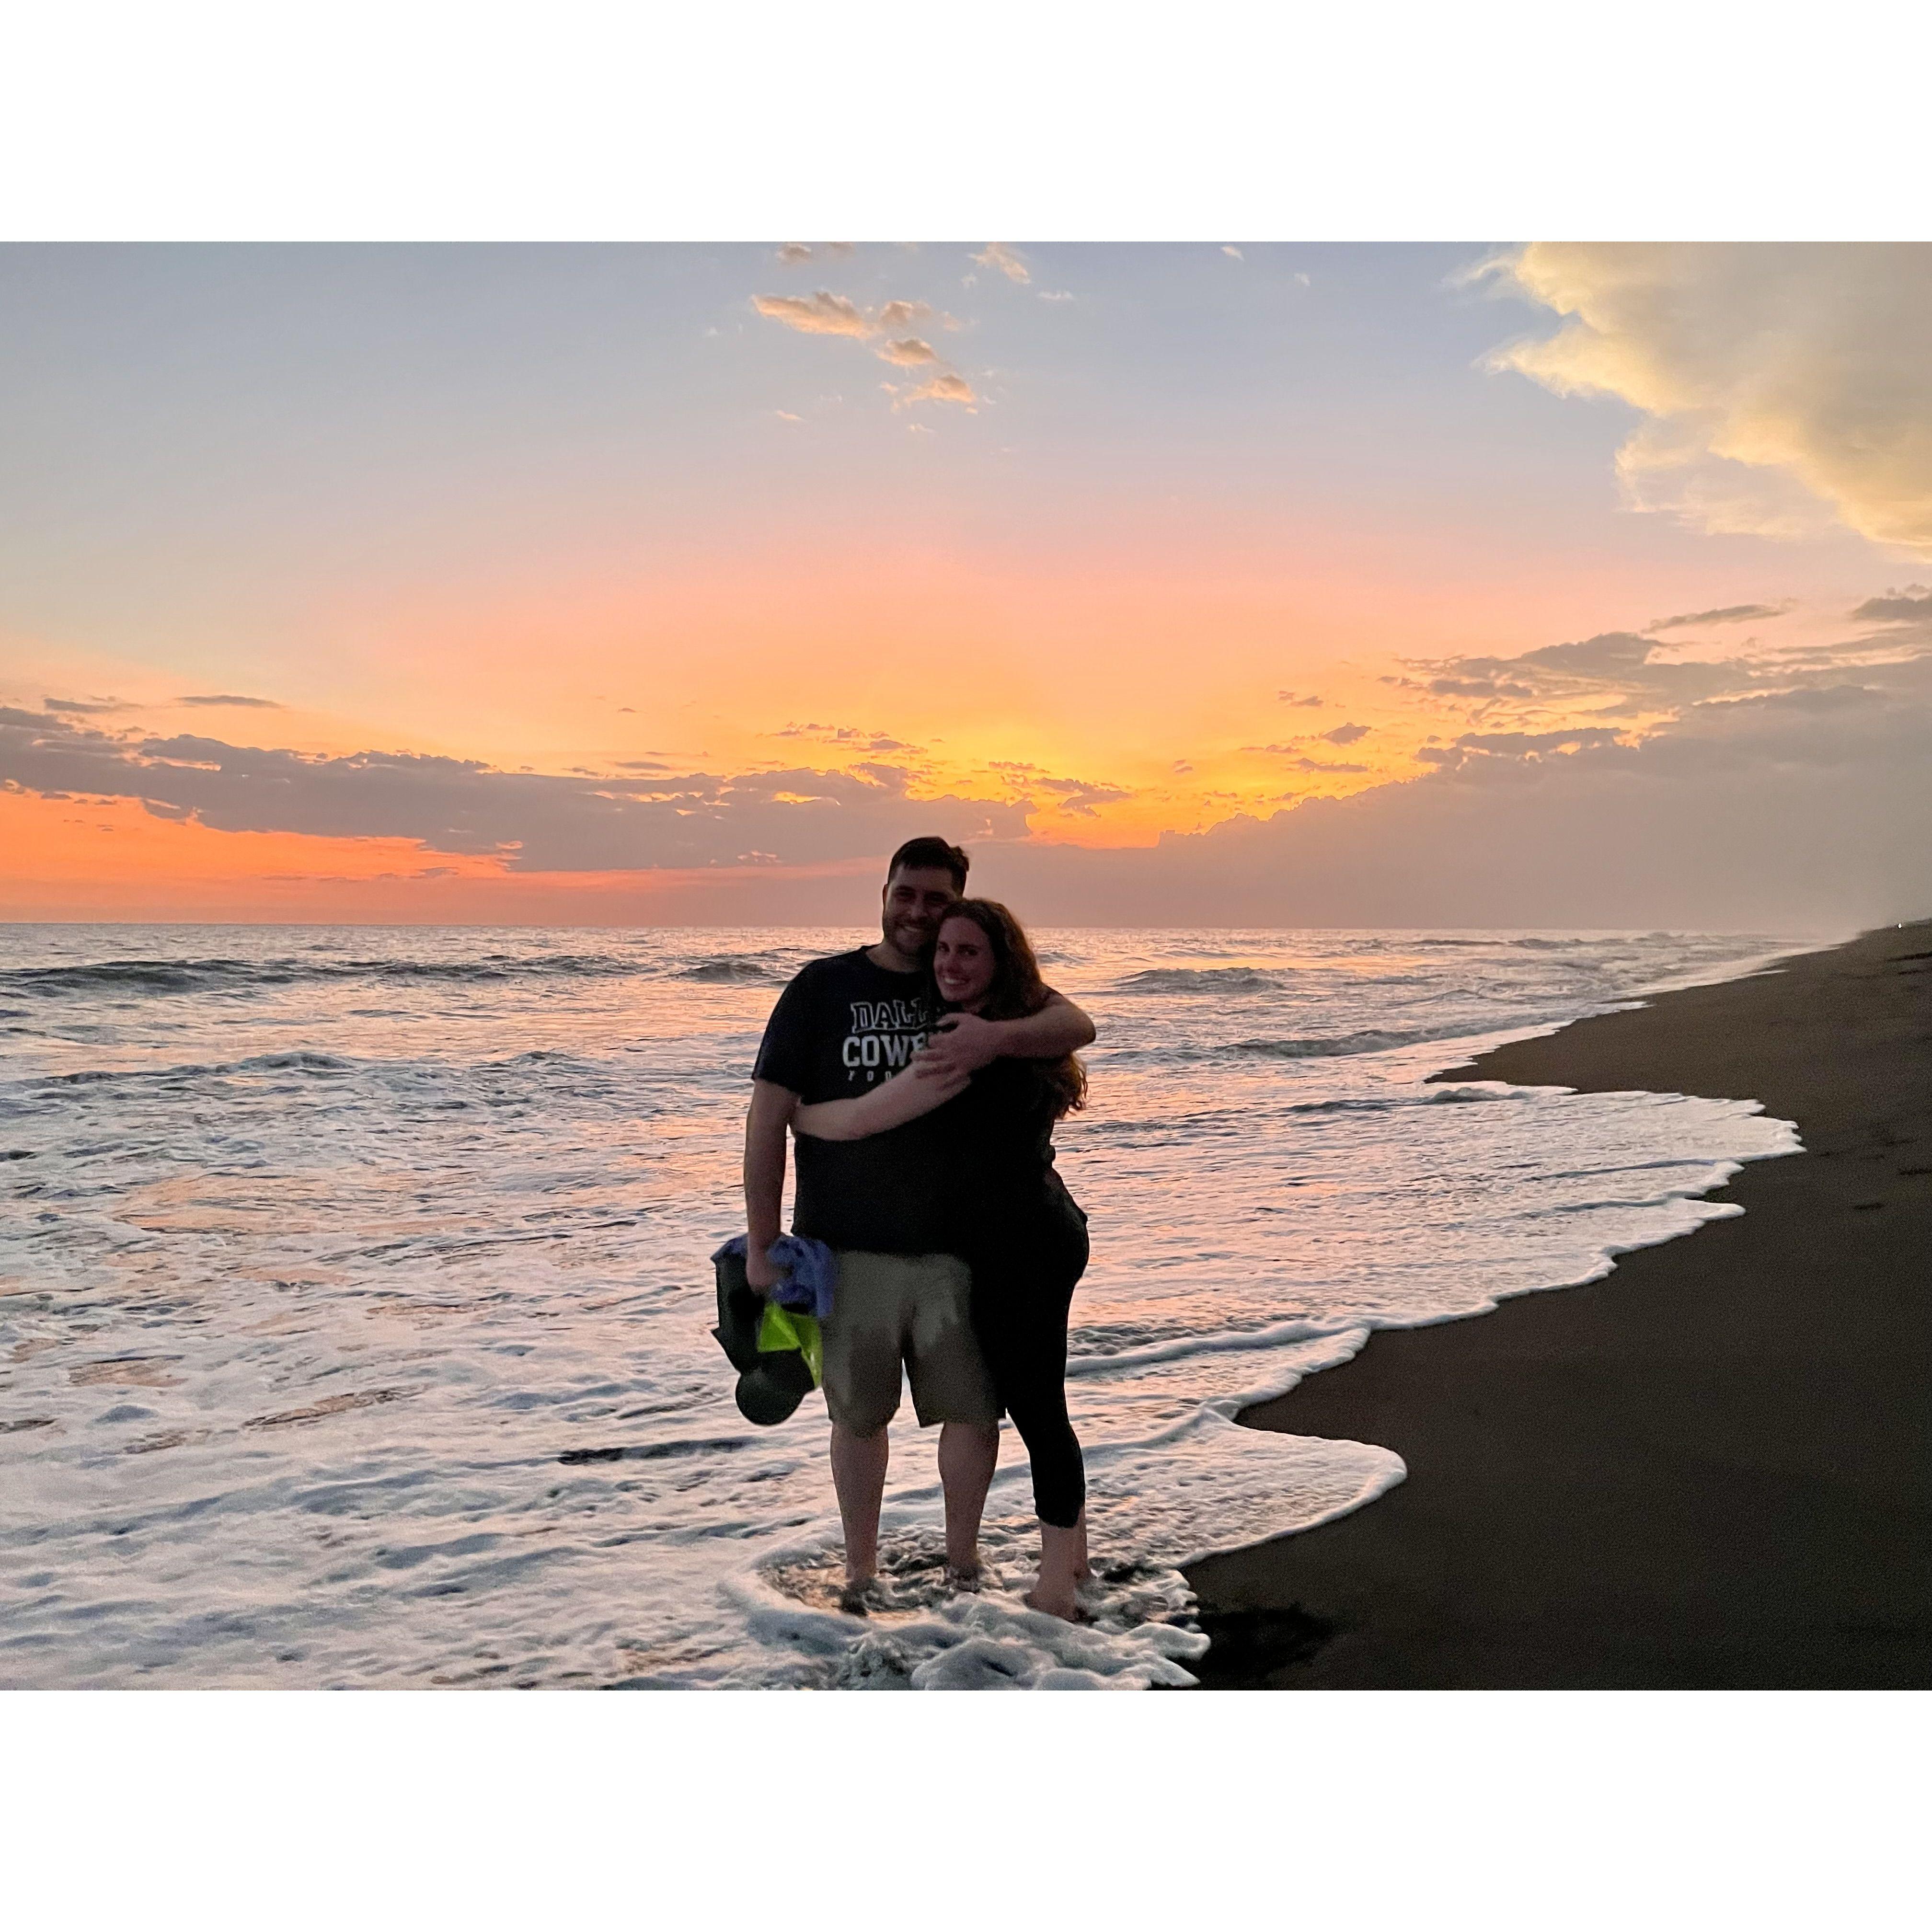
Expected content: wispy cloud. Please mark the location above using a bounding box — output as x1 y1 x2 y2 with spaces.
44 696 131 715
772 721 912 753
178 693 284 709
1221 245 1243 261
1644 602 1794 633
1277 690 1325 708
1390 596 1932 734
987 759 1132 817
1241 745 1368 772
751 291 872 338
971 242 1030 284
754 289 975 406
774 242 852 265
895 372 978 412
1322 723 1371 746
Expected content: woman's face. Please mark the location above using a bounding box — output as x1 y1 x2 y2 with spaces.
933 917 997 1009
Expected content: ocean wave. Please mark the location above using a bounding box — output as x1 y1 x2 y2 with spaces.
2 950 802 1000
672 957 783 983
27 1050 356 1089
1 954 656 999
1226 1027 1443 1059
1281 1083 1521 1115
1114 967 1286 994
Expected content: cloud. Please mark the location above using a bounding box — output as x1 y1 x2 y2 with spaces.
1423 676 1536 700
1322 722 1371 746
1416 726 1628 769
971 243 1030 284
774 243 851 265
774 409 802 422
178 693 284 709
43 696 130 715
896 373 978 411
0 710 1032 871
1853 588 1932 624
751 291 872 338
1644 603 1794 633
1277 690 1324 708
985 638 1932 929
755 292 974 409
1221 245 1243 261
776 243 813 265
1476 243 1932 553
1028 777 1132 817
1038 290 1074 302
985 759 1134 817
1392 610 1932 732
1241 744 1368 773
772 722 912 753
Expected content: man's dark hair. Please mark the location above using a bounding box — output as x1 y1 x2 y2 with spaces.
886 836 969 893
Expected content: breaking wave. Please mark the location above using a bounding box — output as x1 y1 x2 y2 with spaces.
1114 967 1287 994
1 951 792 1000
1226 1027 1445 1059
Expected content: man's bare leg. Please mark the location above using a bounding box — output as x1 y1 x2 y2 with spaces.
939 1420 1000 1580
830 1422 889 1594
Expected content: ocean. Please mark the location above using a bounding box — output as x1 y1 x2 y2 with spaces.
0 924 1806 1689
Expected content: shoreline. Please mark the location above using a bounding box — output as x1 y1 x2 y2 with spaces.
1183 918 1932 1689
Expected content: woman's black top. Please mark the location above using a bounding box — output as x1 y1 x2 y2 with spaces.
936 1057 1085 1258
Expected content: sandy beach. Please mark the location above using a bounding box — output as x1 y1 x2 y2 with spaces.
1186 919 1932 1689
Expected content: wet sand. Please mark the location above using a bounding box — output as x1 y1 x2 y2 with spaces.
1185 920 1932 1688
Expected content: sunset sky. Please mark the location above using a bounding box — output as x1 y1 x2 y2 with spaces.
4 241 1929 926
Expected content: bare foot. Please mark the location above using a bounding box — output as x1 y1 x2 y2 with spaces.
838 1576 883 1617
944 1563 987 1593
1024 1584 1086 1622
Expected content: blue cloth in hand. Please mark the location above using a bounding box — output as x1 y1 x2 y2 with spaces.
711 1234 838 1320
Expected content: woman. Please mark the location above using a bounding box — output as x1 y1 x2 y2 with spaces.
791 899 1092 1620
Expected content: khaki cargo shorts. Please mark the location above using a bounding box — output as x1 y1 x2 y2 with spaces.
821 1250 999 1435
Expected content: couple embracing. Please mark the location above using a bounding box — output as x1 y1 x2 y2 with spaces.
742 837 1097 1620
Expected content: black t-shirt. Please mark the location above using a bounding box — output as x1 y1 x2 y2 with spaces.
752 948 951 1254
936 1058 1084 1254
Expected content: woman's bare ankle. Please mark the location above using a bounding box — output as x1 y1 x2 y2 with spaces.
1024 1581 1081 1621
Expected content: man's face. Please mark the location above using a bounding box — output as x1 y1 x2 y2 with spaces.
879 865 960 963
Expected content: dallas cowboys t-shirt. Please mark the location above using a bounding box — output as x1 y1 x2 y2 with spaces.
752 948 951 1254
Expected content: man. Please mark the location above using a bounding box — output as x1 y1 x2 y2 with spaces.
743 835 1096 1609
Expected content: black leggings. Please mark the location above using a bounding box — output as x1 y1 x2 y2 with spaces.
968 1208 1089 1530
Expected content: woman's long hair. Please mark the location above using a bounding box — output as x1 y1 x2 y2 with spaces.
936 898 1087 1117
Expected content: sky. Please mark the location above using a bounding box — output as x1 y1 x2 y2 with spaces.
3 241 1929 928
